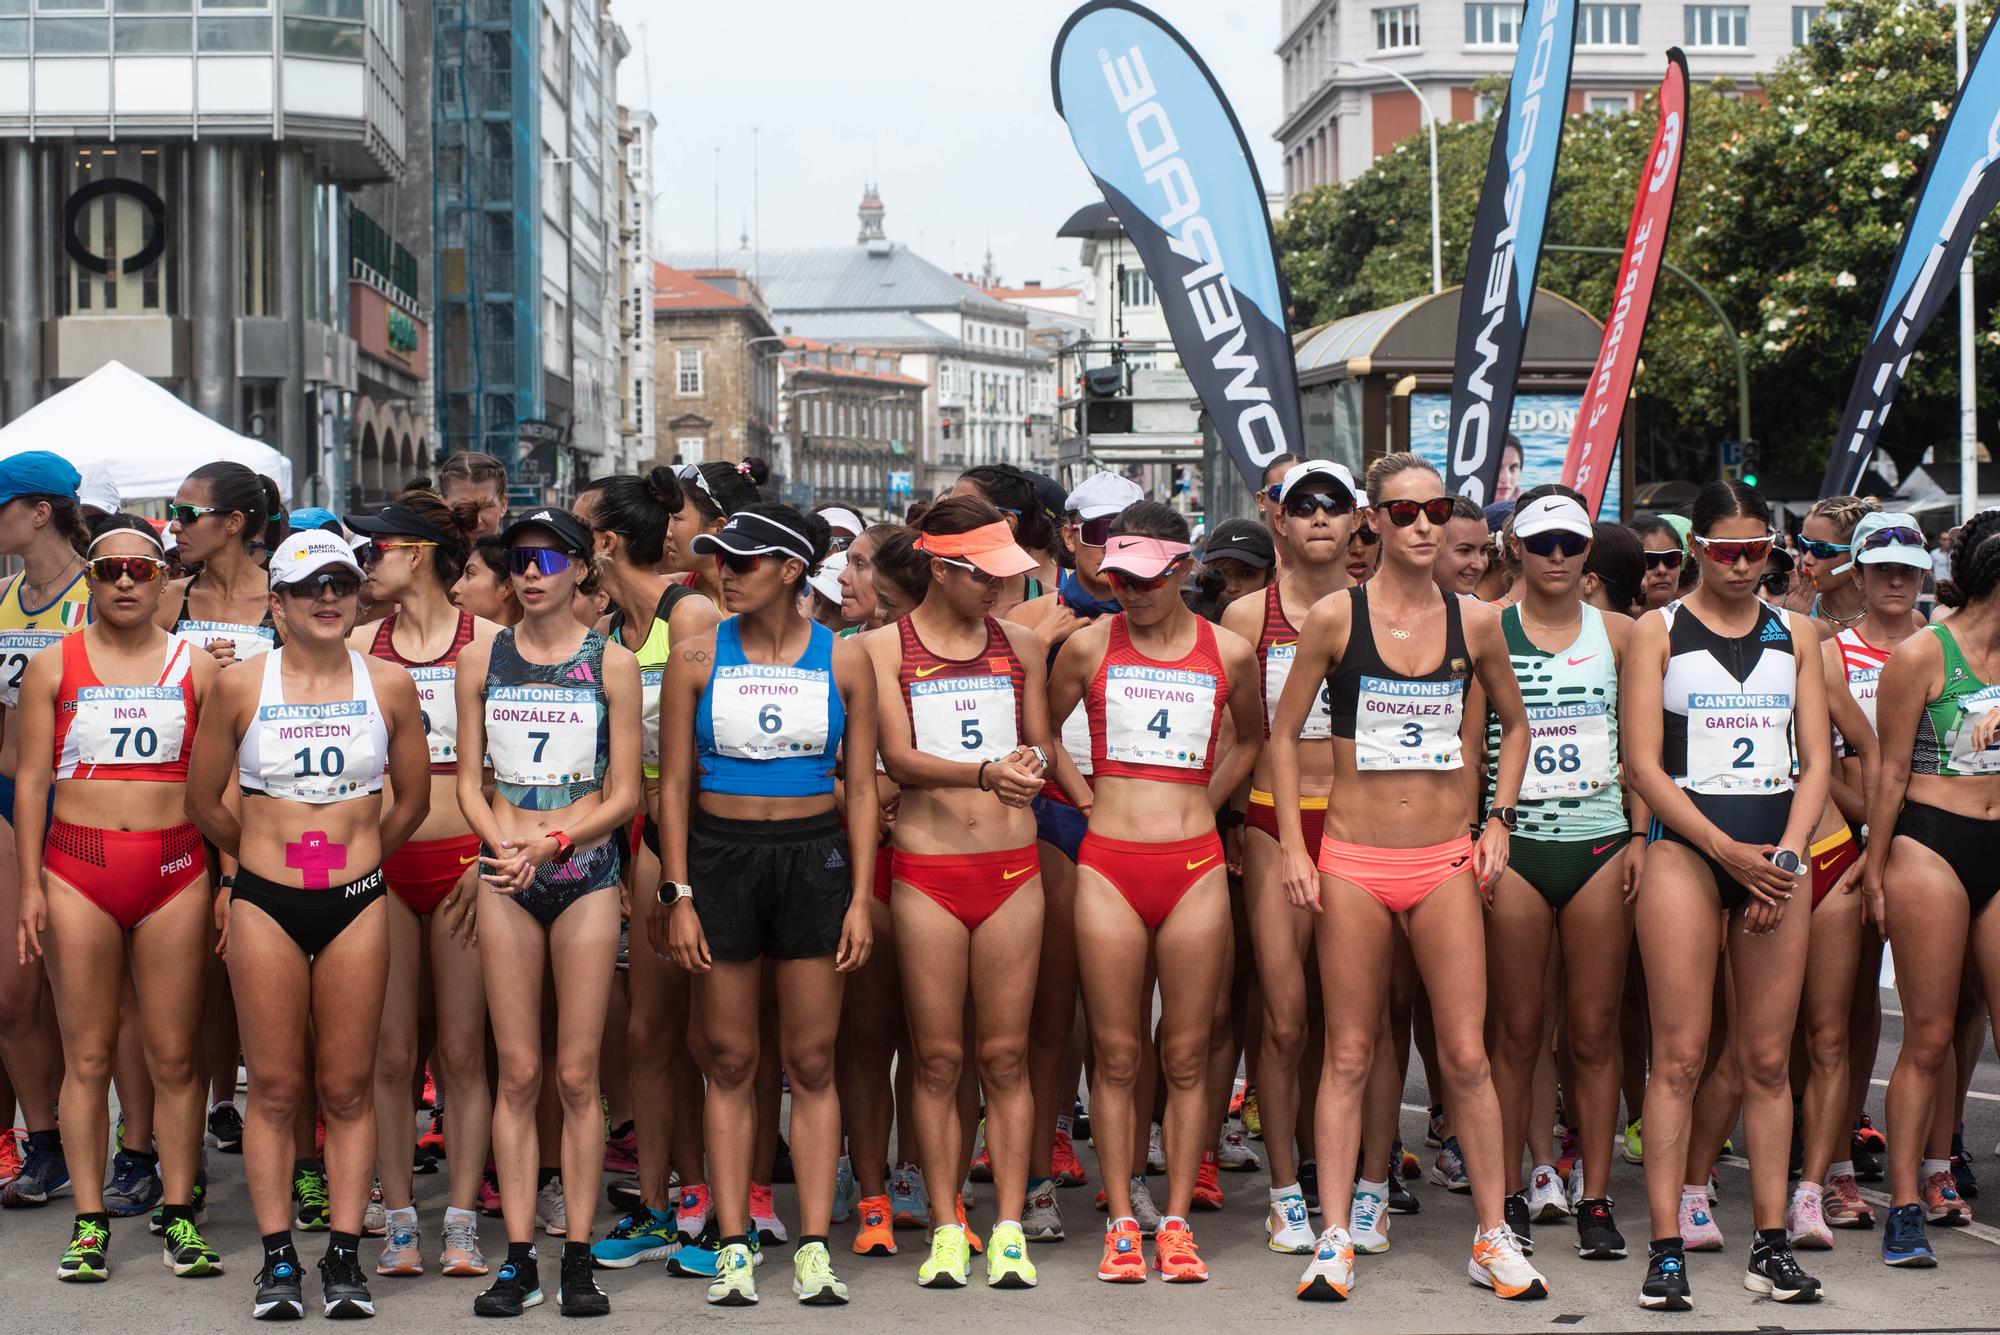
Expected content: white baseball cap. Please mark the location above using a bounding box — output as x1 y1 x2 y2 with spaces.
1852 510 1929 569
267 528 364 586
807 549 849 604
1512 495 1593 541
1065 471 1145 521
816 506 865 540
1277 460 1363 506
78 461 121 516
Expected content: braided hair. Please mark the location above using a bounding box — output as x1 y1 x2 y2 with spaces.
1937 508 2000 609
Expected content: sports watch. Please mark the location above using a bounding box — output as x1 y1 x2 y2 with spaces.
1486 806 1519 832
1766 848 1805 876
657 881 694 907
547 830 576 863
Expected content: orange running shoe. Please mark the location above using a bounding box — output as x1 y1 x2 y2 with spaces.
970 1144 993 1183
0 1128 22 1188
851 1194 895 1256
1094 1187 1109 1212
1153 1218 1208 1282
955 1194 983 1254
1192 1155 1224 1211
1052 1129 1088 1187
1097 1219 1146 1282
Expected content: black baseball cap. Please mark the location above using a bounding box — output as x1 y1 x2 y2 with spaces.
499 506 592 556
1202 518 1275 570
1026 470 1068 525
346 501 453 545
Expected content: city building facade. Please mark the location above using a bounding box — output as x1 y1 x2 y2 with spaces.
779 341 924 518
614 105 656 476
652 262 777 469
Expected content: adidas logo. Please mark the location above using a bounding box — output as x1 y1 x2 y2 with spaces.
530 510 553 522
1759 620 1788 643
566 664 595 683
824 849 848 871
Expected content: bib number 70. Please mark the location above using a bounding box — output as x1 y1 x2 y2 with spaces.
109 725 160 759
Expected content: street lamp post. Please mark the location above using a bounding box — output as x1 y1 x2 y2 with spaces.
1333 58 1441 295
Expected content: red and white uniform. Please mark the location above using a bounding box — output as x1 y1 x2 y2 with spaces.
1832 626 1890 756
896 615 1026 763
53 633 198 782
1087 615 1228 785
1256 583 1333 740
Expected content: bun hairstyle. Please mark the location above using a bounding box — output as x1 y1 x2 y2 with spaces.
186 460 283 551
871 528 932 604
394 486 478 585
1364 450 1442 500
1937 507 2000 609
592 465 685 566
740 455 772 488
1584 520 1645 613
958 463 1057 555
1109 498 1192 544
1690 478 1772 538
903 498 933 527
915 494 1005 539
1806 494 1879 540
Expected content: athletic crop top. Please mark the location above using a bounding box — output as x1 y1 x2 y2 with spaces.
483 627 611 810
1326 587 1469 772
172 569 279 662
0 565 91 711
695 618 842 797
236 648 389 803
52 633 199 782
369 609 477 775
1484 603 1623 839
1087 614 1228 786
897 615 1025 763
1657 599 1796 795
1257 583 1334 740
1911 622 2000 776
609 586 695 782
1831 626 1890 757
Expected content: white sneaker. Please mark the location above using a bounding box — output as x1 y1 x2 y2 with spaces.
1295 1226 1355 1301
1786 1186 1834 1250
1128 1176 1161 1237
1348 1188 1390 1254
1565 1160 1586 1211
1217 1123 1261 1172
1022 1181 1063 1242
1267 1191 1314 1253
1526 1164 1571 1222
536 1176 567 1237
1146 1124 1166 1174
1469 1224 1548 1300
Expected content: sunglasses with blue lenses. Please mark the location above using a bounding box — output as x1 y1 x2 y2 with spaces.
1521 531 1590 559
508 547 576 577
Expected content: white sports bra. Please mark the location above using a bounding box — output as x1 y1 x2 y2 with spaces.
236 648 390 803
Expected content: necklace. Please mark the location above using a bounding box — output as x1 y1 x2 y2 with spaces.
21 552 80 602
1384 600 1441 641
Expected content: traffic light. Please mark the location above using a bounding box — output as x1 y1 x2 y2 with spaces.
1740 441 1760 488
941 412 954 440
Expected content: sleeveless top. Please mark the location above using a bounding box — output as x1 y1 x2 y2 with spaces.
1911 621 2000 776
1831 626 1890 758
370 609 476 775
53 633 199 783
896 615 1025 763
609 585 695 782
1326 587 1469 771
1256 582 1334 740
695 619 842 797
172 569 279 662
482 627 611 810
236 648 390 803
1657 599 1796 794
0 565 92 711
1485 603 1622 839
1087 614 1228 786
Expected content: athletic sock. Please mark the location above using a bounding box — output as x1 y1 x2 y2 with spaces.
326 1231 359 1264
995 1219 1019 1232
1922 1157 1952 1179
1829 1159 1854 1179
1795 1179 1822 1199
721 1233 750 1249
158 1202 193 1230
1270 1182 1301 1203
384 1204 417 1227
1027 1175 1054 1193
77 1209 111 1231
1356 1175 1388 1199
1055 1114 1073 1135
262 1231 298 1266
1682 1183 1708 1199
799 1233 828 1249
444 1205 478 1228
1753 1226 1786 1251
538 1166 560 1189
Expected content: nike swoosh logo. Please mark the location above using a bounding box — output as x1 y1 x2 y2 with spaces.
1816 856 1843 871
459 855 480 865
1592 839 1621 855
1002 866 1035 880
1566 654 1597 666
912 664 947 678
1185 855 1218 872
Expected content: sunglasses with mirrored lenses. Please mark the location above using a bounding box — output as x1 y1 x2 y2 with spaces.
718 550 767 575
1860 526 1925 553
1104 560 1186 593
276 572 362 600
167 503 222 526
1643 548 1685 571
937 556 1000 585
508 547 575 577
1693 534 1775 566
1262 483 1286 502
1521 531 1590 560
86 555 166 584
1795 537 1852 560
1376 497 1457 528
1284 491 1354 521
1073 516 1115 548
360 539 435 568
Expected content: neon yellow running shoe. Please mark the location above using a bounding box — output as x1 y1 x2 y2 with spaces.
58 1216 110 1282
706 1242 758 1306
791 1241 847 1306
986 1222 1036 1289
918 1223 970 1289
1621 1119 1644 1165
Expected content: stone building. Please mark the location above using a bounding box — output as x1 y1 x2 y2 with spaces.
651 263 777 467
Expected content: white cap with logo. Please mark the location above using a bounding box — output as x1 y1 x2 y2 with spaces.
268 529 364 585
1065 471 1145 521
1511 495 1593 541
1277 460 1363 506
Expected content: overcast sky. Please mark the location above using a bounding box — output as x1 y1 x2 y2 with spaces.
609 0 1283 287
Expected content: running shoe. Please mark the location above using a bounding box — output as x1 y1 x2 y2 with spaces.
1229 1084 1245 1119
1640 1245 1691 1310
1218 1123 1260 1172
1469 1224 1548 1300
1051 1129 1087 1187
676 1184 712 1243
439 1209 487 1277
970 1128 993 1182
163 1214 223 1277
602 1122 637 1176
1394 1138 1420 1181
1952 1129 1979 1200
1566 1160 1586 1212
207 1101 245 1154
851 1194 896 1256
57 1215 110 1281
1504 1192 1533 1254
1267 1190 1314 1253
605 1177 641 1216
792 1239 848 1304
1129 1176 1161 1236
375 1210 422 1276
104 1149 164 1217
986 1221 1036 1289
151 1176 208 1234
1425 1105 1445 1148
1788 1102 1806 1179
1192 1154 1224 1211
591 1206 675 1268
918 1223 970 1289
363 1185 385 1237
291 1161 329 1232
1853 1114 1886 1181
1787 1186 1834 1250
1924 1169 1970 1225
666 1228 720 1279
889 1163 930 1228
750 1183 787 1245
1296 1226 1354 1301
420 1069 437 1108
1073 1098 1091 1142
1574 1197 1626 1259
473 1259 543 1315
832 1155 855 1225
1097 1218 1145 1282
1679 1191 1724 1250
318 1251 375 1318
953 1193 983 1254
0 1128 21 1187
1021 1181 1063 1242
1348 1186 1390 1254
1241 1087 1262 1140
1823 1172 1875 1229
1386 1174 1421 1216
1526 1163 1570 1222
1556 1122 1580 1178
254 1256 306 1320
1621 1117 1645 1165
1882 1201 1936 1267
1430 1137 1469 1193
535 1175 567 1236
557 1245 609 1316
706 1242 759 1305
1299 1157 1322 1214
416 1109 445 1159
1153 1218 1206 1282
1745 1233 1822 1302
3 1129 69 1206
477 1162 502 1216
1146 1123 1166 1174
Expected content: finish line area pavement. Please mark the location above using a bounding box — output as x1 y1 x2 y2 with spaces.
3 991 1996 1333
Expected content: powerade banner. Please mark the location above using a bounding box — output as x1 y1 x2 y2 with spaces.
1822 10 2000 497
1445 0 1580 505
1411 392 1621 520
1561 49 1688 518
1052 0 1300 490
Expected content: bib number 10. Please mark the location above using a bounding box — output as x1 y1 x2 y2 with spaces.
293 745 346 779
1533 742 1583 774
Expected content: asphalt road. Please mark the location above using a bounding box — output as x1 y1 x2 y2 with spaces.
2 988 1995 1333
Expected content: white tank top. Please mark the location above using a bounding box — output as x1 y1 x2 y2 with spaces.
236 648 390 803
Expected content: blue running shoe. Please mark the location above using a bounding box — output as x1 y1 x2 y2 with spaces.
103 1148 164 1217
1882 1202 1937 1268
668 1227 760 1278
2 1129 70 1207
890 1163 930 1229
591 1206 677 1269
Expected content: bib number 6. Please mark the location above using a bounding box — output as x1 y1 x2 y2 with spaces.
758 703 783 735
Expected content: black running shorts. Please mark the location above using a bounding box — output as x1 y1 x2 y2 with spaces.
688 811 853 963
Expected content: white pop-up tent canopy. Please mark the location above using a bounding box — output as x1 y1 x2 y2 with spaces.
0 360 293 502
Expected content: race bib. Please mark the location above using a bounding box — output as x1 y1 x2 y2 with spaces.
1846 665 1881 731
1102 664 1217 770
1060 702 1094 776
910 674 1018 761
1354 676 1463 771
177 620 275 662
710 664 830 761
408 666 459 767
640 667 665 769
0 629 62 709
1946 684 2000 774
1520 701 1614 802
255 700 377 802
485 685 597 787
73 686 186 767
1264 643 1333 739
1685 692 1793 793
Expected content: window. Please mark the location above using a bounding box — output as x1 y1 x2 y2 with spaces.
1587 92 1633 113
1374 4 1419 51
1119 266 1155 307
676 437 705 465
1579 3 1640 47
1791 5 1832 46
676 348 702 396
1684 4 1748 48
1463 2 1517 47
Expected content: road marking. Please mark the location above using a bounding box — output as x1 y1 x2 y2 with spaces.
1868 1076 2000 1104
1716 1153 2000 1247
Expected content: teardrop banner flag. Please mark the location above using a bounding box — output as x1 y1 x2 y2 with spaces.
1561 49 1689 519
1052 0 1300 489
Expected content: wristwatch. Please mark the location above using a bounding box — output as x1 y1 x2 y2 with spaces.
1767 848 1806 876
547 830 576 863
1486 806 1519 832
656 881 694 906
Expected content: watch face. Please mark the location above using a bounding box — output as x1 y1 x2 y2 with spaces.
1770 850 1803 874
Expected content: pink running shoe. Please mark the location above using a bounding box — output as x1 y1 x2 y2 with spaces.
1678 1192 1723 1251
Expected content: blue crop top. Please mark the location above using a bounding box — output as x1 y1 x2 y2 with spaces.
695 619 843 797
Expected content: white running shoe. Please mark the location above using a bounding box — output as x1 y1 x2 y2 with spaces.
1217 1124 1261 1172
1469 1224 1549 1300
1146 1124 1166 1174
1565 1160 1586 1211
1786 1186 1834 1250
1348 1188 1390 1254
364 1184 386 1237
1022 1181 1064 1242
536 1177 567 1237
1527 1165 1571 1222
1267 1192 1315 1254
1295 1226 1355 1301
1129 1177 1161 1237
